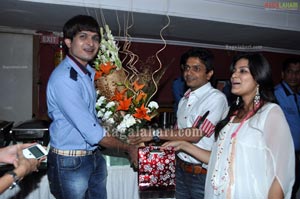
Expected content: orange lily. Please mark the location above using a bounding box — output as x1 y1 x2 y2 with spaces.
135 91 147 103
133 80 145 91
133 104 151 121
117 96 132 111
94 70 103 79
99 62 116 75
111 88 127 101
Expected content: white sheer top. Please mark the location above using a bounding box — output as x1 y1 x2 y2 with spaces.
205 103 295 199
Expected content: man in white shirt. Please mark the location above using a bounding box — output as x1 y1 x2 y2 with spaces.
129 48 228 199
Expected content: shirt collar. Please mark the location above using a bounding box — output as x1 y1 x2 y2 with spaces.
67 54 91 77
184 82 212 99
281 81 299 96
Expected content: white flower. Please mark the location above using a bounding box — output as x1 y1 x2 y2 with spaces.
106 101 115 109
94 25 122 70
97 96 106 106
106 118 115 125
117 126 125 133
123 114 136 128
103 111 113 120
148 101 159 109
116 122 127 133
146 108 151 114
96 102 102 107
101 44 106 51
116 114 137 133
100 55 107 62
108 40 114 46
97 111 104 118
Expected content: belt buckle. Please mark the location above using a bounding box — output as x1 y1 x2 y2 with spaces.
178 158 205 174
194 165 202 174
186 162 203 174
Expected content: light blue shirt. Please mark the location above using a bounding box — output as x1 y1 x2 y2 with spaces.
275 81 300 151
172 76 187 113
47 56 106 150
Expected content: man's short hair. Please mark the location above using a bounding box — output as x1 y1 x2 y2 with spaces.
184 48 214 73
282 57 300 71
63 15 100 40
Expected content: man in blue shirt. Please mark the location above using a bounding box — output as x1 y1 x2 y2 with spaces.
172 52 188 114
172 76 187 113
274 57 300 199
46 15 137 199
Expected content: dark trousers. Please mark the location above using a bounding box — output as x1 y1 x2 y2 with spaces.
175 163 206 199
47 150 107 199
292 151 300 199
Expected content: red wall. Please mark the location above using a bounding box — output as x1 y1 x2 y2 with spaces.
121 42 296 104
36 39 297 119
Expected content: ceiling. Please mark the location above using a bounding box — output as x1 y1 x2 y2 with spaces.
1 0 300 54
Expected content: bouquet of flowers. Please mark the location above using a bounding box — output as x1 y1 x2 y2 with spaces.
94 25 166 141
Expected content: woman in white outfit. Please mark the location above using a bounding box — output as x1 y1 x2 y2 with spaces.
163 53 295 199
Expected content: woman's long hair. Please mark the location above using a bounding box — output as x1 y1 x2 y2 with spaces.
214 53 277 140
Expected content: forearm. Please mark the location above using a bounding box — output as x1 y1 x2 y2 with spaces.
0 174 15 194
128 127 205 145
179 142 211 164
99 135 138 165
159 128 204 143
98 136 130 152
268 178 284 199
0 167 26 194
0 148 5 162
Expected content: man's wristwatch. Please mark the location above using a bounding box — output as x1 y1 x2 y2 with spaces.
6 171 20 189
152 129 160 142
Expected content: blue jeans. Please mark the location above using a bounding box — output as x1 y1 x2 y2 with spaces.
175 163 206 199
47 150 107 199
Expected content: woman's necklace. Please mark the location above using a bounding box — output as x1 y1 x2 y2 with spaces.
211 110 254 197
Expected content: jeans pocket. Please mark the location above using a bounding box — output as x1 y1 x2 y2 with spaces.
58 156 82 171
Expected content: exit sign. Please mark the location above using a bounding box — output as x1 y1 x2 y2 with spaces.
40 35 59 44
